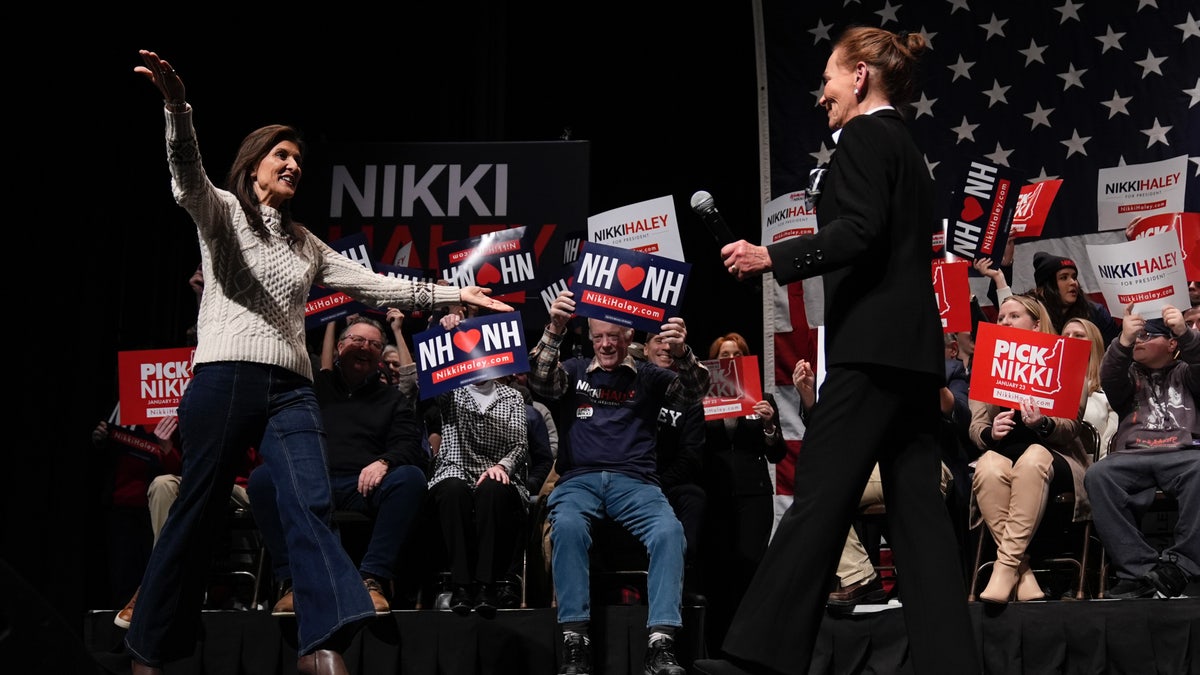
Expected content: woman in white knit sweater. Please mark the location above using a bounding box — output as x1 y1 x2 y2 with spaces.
126 50 509 675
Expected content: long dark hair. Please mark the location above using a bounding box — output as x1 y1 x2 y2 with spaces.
1034 276 1092 333
225 124 305 242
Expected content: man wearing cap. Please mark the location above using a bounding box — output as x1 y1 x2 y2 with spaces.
1085 304 1199 598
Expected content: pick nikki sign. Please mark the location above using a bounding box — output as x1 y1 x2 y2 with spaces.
1126 212 1200 282
437 225 538 297
1009 179 1063 239
570 242 692 334
118 347 195 425
932 259 971 333
969 323 1089 418
413 311 529 398
700 355 763 420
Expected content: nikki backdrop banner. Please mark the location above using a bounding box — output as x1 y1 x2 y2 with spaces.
294 140 590 342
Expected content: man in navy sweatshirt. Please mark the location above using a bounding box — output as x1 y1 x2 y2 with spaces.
529 289 710 675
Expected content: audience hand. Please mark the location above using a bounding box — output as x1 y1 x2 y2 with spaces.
477 464 510 486
548 290 576 334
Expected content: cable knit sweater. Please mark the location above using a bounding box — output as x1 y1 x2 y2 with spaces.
163 106 459 380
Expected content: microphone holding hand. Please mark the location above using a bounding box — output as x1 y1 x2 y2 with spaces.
694 190 772 281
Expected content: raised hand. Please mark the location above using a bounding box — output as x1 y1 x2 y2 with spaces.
134 49 187 109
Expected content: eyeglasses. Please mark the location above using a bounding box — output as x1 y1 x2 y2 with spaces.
1134 331 1169 343
342 334 384 351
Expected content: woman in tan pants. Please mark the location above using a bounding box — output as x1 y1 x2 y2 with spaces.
969 294 1092 604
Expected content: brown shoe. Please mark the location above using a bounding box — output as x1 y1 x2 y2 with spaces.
297 649 349 675
114 587 138 629
364 578 391 615
827 577 887 607
271 589 295 616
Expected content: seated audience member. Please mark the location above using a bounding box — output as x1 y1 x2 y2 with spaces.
792 357 955 609
1062 318 1119 457
980 252 1120 344
115 422 260 628
383 307 419 407
529 289 709 675
250 316 428 616
695 332 782 656
91 411 182 621
1085 306 1199 598
640 324 708 602
426 310 530 617
1185 304 1200 330
969 294 1092 604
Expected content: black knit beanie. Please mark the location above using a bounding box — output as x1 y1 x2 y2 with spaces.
1032 251 1077 288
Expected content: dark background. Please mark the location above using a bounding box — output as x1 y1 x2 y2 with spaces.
15 5 766 641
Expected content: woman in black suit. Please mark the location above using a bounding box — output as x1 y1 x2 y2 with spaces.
697 332 785 658
699 25 981 675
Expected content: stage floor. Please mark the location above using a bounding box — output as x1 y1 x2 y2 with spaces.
81 597 1200 674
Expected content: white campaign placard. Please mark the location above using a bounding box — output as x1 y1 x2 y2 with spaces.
764 190 820 332
1086 233 1189 316
1096 155 1188 232
587 195 685 261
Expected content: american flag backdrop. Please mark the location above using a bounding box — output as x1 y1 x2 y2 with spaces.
755 0 1198 516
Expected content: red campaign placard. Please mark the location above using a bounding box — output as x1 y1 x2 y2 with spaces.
1126 212 1200 281
1009 179 1063 238
968 323 1089 418
700 355 763 420
933 259 971 333
117 347 195 426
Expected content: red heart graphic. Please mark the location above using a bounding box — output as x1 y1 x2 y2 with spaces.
617 264 645 291
960 196 984 222
453 329 482 353
476 263 501 285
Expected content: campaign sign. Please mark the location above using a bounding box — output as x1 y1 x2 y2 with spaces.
933 259 971 333
588 195 685 261
700 355 764 420
969 323 1089 418
569 242 692 334
1126 212 1200 281
1097 155 1188 232
1009 179 1063 238
946 158 1018 264
1086 234 1190 315
305 232 377 329
538 229 586 314
762 191 817 245
118 347 195 425
436 226 538 300
414 311 529 399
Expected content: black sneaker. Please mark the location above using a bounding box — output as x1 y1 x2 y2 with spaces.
644 636 686 675
559 632 592 675
1107 577 1157 599
1145 561 1190 598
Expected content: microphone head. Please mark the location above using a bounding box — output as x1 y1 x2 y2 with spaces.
690 190 715 214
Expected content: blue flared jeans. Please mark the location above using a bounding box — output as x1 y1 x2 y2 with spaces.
125 362 374 666
548 471 685 629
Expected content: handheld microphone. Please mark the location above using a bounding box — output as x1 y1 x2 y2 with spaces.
690 190 737 246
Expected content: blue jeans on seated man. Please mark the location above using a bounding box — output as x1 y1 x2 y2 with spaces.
549 471 686 629
126 362 375 666
251 463 427 584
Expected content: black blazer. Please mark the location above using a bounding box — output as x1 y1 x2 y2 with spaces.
768 109 942 380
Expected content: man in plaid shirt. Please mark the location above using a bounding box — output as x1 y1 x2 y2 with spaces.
529 289 710 675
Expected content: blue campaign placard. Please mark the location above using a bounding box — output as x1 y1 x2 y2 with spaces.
305 233 378 330
436 226 540 296
413 311 530 398
568 241 691 334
